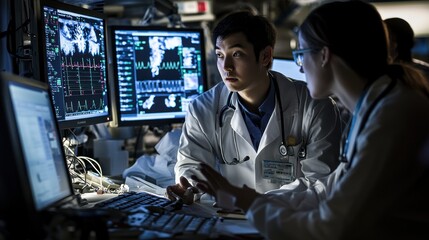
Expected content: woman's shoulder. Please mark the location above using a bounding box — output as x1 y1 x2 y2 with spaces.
369 76 429 122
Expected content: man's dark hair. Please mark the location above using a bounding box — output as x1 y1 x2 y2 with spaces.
212 10 276 66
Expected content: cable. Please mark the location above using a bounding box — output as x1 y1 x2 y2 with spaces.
78 156 103 188
138 5 156 26
133 126 146 162
62 129 122 193
5 17 32 60
64 141 104 191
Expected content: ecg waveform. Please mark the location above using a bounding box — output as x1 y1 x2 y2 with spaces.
135 61 181 71
62 57 102 69
61 56 105 97
65 98 105 113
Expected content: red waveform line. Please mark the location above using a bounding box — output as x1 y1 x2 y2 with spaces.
61 57 102 69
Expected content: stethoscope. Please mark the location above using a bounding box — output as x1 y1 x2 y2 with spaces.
218 73 299 165
339 77 397 166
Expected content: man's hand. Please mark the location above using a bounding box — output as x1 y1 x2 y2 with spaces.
191 163 261 211
165 176 199 205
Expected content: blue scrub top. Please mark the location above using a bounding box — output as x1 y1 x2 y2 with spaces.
238 79 276 150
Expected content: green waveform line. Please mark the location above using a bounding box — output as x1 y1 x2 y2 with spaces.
135 61 180 70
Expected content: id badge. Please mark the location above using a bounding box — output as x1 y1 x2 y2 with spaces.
262 160 294 184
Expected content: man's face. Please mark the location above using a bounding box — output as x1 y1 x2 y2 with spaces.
215 32 268 94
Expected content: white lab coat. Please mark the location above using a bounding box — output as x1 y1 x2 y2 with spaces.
175 71 342 193
246 75 429 239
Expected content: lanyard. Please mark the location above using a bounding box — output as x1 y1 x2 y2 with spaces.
342 91 366 158
340 78 397 165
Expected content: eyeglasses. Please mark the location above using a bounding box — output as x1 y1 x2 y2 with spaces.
292 48 319 67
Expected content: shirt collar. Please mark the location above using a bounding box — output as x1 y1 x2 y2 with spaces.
238 78 276 116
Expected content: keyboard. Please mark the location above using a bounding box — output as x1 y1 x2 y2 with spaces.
93 191 180 212
93 191 219 238
126 211 219 237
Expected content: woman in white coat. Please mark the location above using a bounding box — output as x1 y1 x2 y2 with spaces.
192 1 429 239
166 11 343 202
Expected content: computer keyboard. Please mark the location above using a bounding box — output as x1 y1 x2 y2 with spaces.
93 191 180 212
93 191 219 238
126 210 219 237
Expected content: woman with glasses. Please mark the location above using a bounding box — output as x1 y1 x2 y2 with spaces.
166 10 343 204
192 1 429 239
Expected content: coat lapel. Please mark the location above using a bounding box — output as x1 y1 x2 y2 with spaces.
259 72 299 153
345 75 393 162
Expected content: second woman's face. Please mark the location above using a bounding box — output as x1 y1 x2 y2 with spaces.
298 35 333 99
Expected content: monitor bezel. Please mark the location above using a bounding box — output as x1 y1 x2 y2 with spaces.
109 25 208 127
36 0 112 129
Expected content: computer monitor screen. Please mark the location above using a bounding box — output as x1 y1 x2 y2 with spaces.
0 72 74 237
110 26 207 127
39 0 111 129
8 74 72 211
272 57 306 82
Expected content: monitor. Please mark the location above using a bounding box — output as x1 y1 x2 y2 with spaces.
37 0 111 129
272 57 306 82
109 25 207 127
0 71 74 238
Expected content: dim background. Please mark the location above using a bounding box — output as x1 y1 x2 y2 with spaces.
1 0 428 87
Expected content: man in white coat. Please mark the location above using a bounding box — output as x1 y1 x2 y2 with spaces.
166 10 343 203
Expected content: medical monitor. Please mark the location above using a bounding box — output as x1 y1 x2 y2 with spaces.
272 57 306 82
0 71 74 238
109 26 207 127
38 0 111 129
